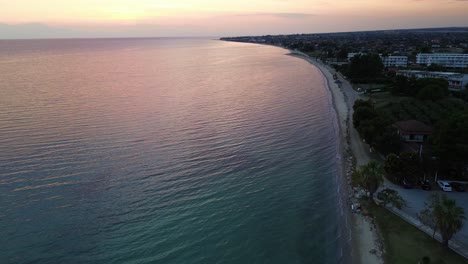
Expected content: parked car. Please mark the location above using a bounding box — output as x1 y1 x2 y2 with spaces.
420 179 431 190
437 181 452 192
401 178 414 189
450 182 466 192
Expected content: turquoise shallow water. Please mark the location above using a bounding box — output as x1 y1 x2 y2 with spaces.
0 38 346 263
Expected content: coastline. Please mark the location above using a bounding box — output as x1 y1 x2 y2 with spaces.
219 39 384 263
287 51 384 264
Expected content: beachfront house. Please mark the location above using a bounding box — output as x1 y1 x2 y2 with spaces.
393 120 433 143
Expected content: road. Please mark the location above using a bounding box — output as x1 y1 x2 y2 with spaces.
383 179 468 253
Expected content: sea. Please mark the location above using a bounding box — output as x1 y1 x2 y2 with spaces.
0 38 347 264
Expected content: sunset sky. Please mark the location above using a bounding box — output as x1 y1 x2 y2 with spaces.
1 0 468 38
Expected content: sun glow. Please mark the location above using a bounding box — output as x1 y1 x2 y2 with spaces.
0 0 467 38
106 9 149 21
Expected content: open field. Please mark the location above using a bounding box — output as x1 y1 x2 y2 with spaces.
369 203 468 264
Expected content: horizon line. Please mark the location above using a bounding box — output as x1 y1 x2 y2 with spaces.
1 26 467 41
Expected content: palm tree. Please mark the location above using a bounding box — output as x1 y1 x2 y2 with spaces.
354 161 383 200
433 195 465 247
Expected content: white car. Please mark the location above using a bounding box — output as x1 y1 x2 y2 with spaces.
438 181 452 192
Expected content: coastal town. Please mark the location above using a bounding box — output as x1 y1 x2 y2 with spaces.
222 28 468 263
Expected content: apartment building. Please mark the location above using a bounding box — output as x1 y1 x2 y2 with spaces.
416 53 468 68
397 70 468 90
347 53 408 67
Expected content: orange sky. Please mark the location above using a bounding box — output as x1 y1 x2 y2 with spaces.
1 0 467 38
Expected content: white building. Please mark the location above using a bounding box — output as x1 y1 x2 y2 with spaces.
382 56 408 67
347 53 408 67
397 70 468 90
347 52 365 61
416 53 468 68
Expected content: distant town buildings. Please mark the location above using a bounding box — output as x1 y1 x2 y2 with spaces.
347 53 408 67
347 52 365 61
382 56 408 67
416 53 468 68
397 70 468 90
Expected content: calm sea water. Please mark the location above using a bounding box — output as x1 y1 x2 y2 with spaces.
0 38 346 264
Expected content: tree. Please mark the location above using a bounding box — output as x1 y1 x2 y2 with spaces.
416 79 449 101
348 54 384 82
399 152 422 182
353 106 377 128
419 193 465 247
356 116 388 146
418 45 432 53
391 75 420 97
427 63 445 72
420 256 431 264
354 161 384 200
374 127 401 155
392 75 410 96
337 48 348 61
431 110 468 178
384 153 402 182
377 188 406 209
352 99 394 147
353 99 373 111
419 207 438 238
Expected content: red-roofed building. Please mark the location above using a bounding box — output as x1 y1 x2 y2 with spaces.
393 120 433 143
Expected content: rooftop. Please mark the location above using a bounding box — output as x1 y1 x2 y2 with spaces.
398 70 464 77
394 120 433 135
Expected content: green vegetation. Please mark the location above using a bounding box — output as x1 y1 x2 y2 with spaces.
348 54 384 83
353 95 468 178
368 202 468 264
452 89 468 103
431 111 468 176
383 153 401 179
391 76 449 101
288 41 315 52
419 194 466 248
384 152 422 183
377 188 406 209
352 99 400 154
352 161 383 200
378 98 465 126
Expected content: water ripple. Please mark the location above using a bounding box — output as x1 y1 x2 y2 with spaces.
0 39 344 264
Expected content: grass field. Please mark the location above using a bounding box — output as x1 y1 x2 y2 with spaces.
368 203 468 264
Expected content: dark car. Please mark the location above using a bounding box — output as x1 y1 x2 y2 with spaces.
450 182 466 192
402 178 414 189
420 179 431 190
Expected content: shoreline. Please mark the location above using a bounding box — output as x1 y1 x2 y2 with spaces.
287 51 384 264
220 39 385 263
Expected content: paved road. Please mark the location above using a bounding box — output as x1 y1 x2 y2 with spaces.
324 65 379 166
383 179 468 253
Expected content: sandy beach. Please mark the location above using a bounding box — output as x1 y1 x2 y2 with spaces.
289 51 384 264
